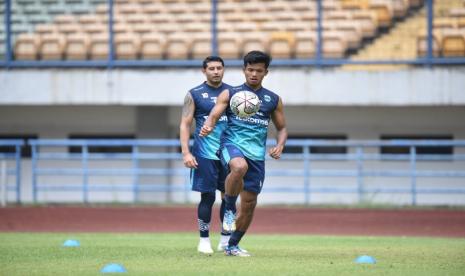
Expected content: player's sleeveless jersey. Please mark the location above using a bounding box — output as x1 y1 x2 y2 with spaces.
190 82 231 160
222 83 280 161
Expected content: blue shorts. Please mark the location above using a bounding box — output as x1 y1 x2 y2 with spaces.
190 156 227 193
218 144 265 194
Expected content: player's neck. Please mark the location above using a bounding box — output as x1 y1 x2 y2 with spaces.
245 82 262 91
206 81 222 88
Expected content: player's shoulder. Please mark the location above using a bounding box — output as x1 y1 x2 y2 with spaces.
221 82 234 90
261 87 280 100
189 83 206 94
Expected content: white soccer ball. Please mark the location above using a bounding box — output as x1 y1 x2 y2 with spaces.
229 91 261 118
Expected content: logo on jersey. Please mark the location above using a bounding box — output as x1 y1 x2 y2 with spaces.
264 95 271 102
202 93 208 98
210 97 217 103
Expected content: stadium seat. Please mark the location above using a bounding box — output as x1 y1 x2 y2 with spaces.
369 0 394 28
351 10 378 38
334 21 363 49
295 32 316 58
132 22 152 35
65 32 90 60
165 32 191 59
233 22 258 33
433 18 457 30
241 32 267 54
143 3 166 15
82 23 106 35
441 29 465 57
268 31 295 59
218 32 242 59
184 22 209 33
14 33 40 60
40 33 66 60
115 33 140 59
57 23 83 36
140 32 166 59
54 14 76 25
191 33 212 59
35 24 58 35
192 2 211 14
393 0 409 19
449 8 465 18
78 14 102 25
89 33 109 59
322 31 348 58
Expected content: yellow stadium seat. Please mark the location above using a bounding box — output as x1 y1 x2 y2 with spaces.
268 31 295 59
441 29 465 57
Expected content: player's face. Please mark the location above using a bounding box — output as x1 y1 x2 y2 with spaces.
243 63 268 89
203 61 224 87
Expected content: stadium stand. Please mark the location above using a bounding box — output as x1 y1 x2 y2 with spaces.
4 0 463 61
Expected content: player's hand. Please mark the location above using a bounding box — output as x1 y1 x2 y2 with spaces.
268 144 284 159
182 152 198 169
199 124 213 137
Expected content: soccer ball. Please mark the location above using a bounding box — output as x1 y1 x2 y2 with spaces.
229 91 261 118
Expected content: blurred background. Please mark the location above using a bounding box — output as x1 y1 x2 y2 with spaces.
0 0 464 207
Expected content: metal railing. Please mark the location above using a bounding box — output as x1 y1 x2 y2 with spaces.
27 139 465 205
2 0 465 68
0 139 23 203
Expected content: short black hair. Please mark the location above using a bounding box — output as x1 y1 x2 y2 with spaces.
243 51 272 69
203 56 224 69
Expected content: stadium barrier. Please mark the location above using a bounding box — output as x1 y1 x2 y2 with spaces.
0 139 24 204
26 139 465 205
2 0 465 68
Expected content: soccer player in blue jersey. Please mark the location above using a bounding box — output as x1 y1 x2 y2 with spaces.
200 51 288 257
179 56 233 254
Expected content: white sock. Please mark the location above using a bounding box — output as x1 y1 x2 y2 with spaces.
220 234 230 245
200 237 211 244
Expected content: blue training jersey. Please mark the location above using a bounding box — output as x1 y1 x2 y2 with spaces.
190 82 231 160
222 83 280 161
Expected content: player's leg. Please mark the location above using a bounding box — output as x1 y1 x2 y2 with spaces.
191 156 219 254
216 161 231 251
224 158 264 257
197 192 215 254
223 157 247 232
224 190 257 257
218 145 248 233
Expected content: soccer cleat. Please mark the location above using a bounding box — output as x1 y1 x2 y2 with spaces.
224 245 251 257
217 242 228 252
218 242 248 253
222 210 236 233
197 240 214 255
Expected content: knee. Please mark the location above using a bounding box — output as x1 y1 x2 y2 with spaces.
230 160 248 176
242 198 257 215
200 192 216 207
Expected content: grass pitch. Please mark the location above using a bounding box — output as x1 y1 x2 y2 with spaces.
1 233 464 275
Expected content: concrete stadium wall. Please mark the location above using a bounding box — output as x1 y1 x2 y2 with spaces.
1 67 465 106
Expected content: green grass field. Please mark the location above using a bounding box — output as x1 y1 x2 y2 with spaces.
1 233 464 275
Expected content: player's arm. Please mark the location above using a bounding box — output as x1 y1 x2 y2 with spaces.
179 92 198 168
199 89 230 137
269 97 288 159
